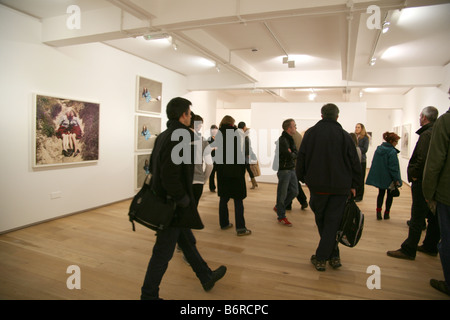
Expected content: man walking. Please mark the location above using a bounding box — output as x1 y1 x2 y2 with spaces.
140 97 226 300
296 104 361 271
387 106 440 260
273 119 299 226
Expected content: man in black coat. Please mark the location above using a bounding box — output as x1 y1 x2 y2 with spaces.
140 97 226 300
296 103 361 271
387 106 440 260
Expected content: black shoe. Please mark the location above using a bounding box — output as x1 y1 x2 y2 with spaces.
417 245 438 257
387 249 415 260
430 279 450 296
202 266 227 292
377 212 382 220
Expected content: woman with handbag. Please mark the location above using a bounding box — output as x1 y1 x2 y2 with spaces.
366 132 402 220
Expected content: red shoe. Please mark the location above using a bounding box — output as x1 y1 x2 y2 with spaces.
278 217 292 227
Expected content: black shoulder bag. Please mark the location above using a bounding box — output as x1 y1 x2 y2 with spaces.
128 175 176 232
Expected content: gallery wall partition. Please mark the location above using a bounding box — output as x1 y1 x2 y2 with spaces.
250 102 367 183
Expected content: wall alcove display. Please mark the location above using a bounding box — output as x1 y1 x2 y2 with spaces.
33 93 100 168
135 115 161 152
401 124 411 158
135 153 151 190
136 76 162 114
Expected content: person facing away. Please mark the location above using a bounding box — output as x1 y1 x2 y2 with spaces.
273 119 299 227
208 124 219 192
296 103 361 271
387 106 440 261
286 130 308 211
354 123 370 201
237 121 258 189
190 113 213 207
140 97 226 300
423 98 450 297
214 115 251 236
365 132 402 220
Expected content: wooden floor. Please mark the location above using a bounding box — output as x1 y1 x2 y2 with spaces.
0 180 448 300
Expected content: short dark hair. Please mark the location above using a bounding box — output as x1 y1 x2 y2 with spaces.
238 122 246 129
321 103 339 120
166 97 191 120
282 119 294 131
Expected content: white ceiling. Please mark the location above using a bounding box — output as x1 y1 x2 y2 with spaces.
1 0 449 101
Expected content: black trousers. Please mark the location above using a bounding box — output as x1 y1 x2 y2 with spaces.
309 193 347 261
141 227 212 300
209 164 217 191
401 180 440 257
355 162 366 200
219 196 246 231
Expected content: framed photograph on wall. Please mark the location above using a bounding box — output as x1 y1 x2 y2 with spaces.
135 153 151 190
401 124 411 158
33 93 100 168
136 76 162 114
136 115 162 151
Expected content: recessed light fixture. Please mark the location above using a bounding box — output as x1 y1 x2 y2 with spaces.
143 33 170 41
382 21 390 33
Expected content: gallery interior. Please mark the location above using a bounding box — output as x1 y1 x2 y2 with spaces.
0 0 449 300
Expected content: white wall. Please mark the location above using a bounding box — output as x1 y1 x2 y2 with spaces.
250 102 367 183
397 87 449 183
0 6 190 233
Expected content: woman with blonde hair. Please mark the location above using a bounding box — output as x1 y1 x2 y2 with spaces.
366 132 402 220
354 123 370 201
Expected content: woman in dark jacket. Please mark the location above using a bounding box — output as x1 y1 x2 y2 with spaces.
355 123 370 201
215 115 251 236
366 132 402 220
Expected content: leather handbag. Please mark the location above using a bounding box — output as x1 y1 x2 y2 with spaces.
250 161 261 177
388 182 400 197
128 175 176 232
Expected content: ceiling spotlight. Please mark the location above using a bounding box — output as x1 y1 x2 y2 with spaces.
215 63 220 72
369 57 376 66
309 89 317 101
382 21 390 33
282 56 289 64
288 60 295 68
172 40 178 51
143 33 170 41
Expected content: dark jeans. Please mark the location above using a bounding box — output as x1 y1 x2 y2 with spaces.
209 164 217 191
355 162 366 200
275 169 299 219
219 196 246 231
141 227 212 300
309 193 347 261
437 202 450 289
401 181 440 257
377 188 394 211
287 181 308 208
